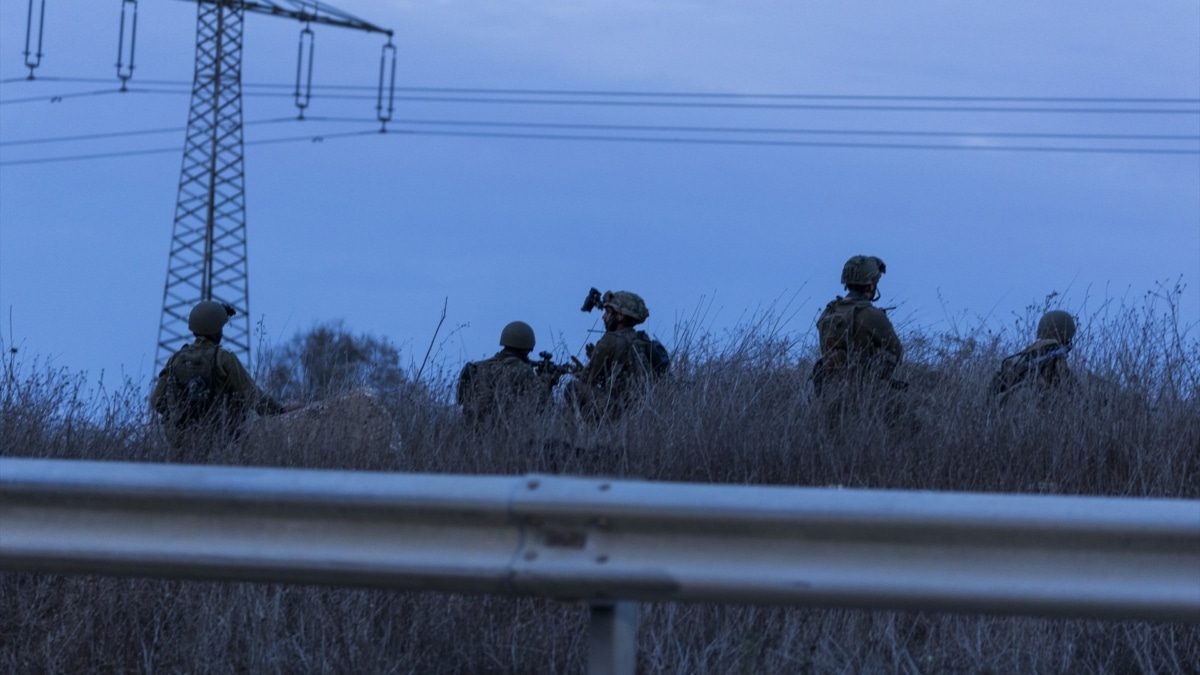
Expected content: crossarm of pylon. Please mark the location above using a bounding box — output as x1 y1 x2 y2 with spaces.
186 0 391 36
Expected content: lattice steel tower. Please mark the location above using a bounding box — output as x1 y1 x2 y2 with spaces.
155 0 393 370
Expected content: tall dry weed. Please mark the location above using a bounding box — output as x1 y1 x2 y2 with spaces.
2 293 1198 673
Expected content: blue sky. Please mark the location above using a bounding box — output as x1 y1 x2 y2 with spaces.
1 0 1197 387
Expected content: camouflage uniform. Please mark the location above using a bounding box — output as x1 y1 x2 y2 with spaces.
991 310 1077 405
583 326 651 387
456 348 549 426
569 291 654 419
151 335 284 450
813 289 904 393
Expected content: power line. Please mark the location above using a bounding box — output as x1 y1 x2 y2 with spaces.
6 76 1198 104
0 117 298 146
0 88 129 105
371 117 1200 142
3 124 1195 166
204 89 1200 114
7 116 1197 148
374 95 1200 115
337 87 1200 105
244 128 382 147
388 128 1200 155
6 84 1199 115
0 128 382 166
0 145 180 165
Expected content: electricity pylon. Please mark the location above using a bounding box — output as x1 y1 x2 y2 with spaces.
155 0 392 371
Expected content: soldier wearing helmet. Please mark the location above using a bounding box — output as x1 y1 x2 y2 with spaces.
151 301 294 451
569 290 655 419
456 321 550 426
812 256 904 394
990 310 1078 403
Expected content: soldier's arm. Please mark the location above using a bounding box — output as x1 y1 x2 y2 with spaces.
582 333 619 385
218 351 284 416
455 362 476 407
149 365 170 414
858 307 903 367
527 364 554 408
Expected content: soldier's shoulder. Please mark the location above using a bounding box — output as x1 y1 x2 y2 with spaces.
854 303 892 327
822 296 849 311
160 347 185 370
469 354 503 373
212 345 238 365
498 354 534 371
1016 339 1063 357
479 351 532 373
594 330 625 349
214 347 251 377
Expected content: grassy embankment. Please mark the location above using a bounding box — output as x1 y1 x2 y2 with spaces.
2 291 1197 673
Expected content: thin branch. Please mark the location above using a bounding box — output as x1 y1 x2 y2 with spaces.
415 298 447 382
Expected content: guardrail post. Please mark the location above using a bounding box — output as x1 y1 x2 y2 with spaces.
588 601 638 675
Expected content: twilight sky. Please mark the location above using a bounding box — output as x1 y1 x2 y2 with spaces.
1 0 1197 388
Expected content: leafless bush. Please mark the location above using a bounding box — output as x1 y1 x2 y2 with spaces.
2 293 1198 674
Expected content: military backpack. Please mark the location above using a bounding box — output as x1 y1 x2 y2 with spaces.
632 331 671 377
817 298 873 359
157 342 222 425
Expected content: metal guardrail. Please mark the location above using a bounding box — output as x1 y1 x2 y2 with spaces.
2 457 1199 673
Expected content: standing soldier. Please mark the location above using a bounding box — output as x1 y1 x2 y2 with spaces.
568 290 655 419
456 321 550 426
812 255 904 395
990 310 1077 404
151 301 293 452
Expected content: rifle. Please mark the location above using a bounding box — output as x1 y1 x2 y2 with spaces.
532 351 583 385
1029 344 1071 366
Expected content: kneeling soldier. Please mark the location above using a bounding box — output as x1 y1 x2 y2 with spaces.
457 321 550 426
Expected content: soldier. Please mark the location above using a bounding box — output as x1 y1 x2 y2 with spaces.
456 321 550 426
568 290 655 419
151 301 293 451
990 310 1077 404
812 255 904 395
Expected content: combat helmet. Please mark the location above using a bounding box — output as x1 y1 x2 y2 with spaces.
841 255 887 287
602 291 649 324
499 321 536 351
1036 310 1076 344
188 301 231 335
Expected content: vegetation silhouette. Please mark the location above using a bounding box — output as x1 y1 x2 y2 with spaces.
2 287 1197 673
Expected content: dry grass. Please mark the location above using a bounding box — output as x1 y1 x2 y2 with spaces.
2 289 1198 674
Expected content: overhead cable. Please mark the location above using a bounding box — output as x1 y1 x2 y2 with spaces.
360 117 1200 142
0 88 130 105
0 128 381 166
4 76 1198 104
3 125 1197 166
0 117 299 146
6 116 1197 147
234 90 1200 114
387 127 1200 155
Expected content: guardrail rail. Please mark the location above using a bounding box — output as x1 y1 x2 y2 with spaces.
2 457 1198 674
